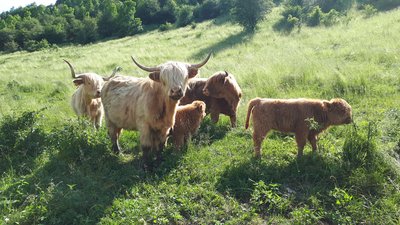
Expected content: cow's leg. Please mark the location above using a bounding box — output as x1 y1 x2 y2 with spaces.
229 114 237 128
140 126 153 161
252 122 269 158
210 109 220 124
108 125 122 153
308 133 318 152
173 134 185 149
295 131 308 158
94 111 103 130
155 131 168 164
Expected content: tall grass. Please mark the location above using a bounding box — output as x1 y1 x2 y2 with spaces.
0 7 399 224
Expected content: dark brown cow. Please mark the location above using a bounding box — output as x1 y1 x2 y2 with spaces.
180 71 242 127
245 98 352 158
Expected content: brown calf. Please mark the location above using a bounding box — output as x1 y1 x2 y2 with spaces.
170 101 206 148
245 98 352 158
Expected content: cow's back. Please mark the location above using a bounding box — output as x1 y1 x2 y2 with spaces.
180 78 210 106
255 99 323 133
101 76 153 130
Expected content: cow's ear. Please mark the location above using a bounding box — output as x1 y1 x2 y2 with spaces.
188 68 198 78
73 78 84 86
223 77 228 85
149 72 161 82
197 103 205 112
323 100 331 110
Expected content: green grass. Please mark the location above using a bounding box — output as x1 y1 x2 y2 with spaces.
1 8 400 224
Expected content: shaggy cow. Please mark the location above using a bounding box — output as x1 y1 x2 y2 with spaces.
245 98 352 158
101 54 211 165
64 60 119 129
180 71 242 127
170 100 206 148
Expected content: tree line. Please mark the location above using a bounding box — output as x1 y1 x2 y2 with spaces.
0 0 398 53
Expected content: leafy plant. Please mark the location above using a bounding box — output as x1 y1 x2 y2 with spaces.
250 181 292 215
232 0 273 32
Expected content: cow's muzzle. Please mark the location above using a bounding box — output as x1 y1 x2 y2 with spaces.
95 90 101 98
344 117 353 124
170 88 183 100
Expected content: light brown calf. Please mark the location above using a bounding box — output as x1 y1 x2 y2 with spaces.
245 98 352 158
170 101 206 148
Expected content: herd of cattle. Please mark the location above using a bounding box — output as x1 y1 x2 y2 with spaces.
64 54 352 167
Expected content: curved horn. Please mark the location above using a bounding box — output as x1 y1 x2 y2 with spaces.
131 56 160 72
104 66 122 81
190 53 212 69
63 59 76 78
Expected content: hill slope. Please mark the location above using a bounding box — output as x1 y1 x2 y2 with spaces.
0 8 399 224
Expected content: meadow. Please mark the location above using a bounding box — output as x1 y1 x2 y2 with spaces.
0 7 399 224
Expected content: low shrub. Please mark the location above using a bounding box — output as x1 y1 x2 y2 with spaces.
158 22 174 31
250 181 292 216
24 39 51 52
273 5 302 33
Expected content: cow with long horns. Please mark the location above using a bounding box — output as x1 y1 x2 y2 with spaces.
64 60 120 129
101 54 211 167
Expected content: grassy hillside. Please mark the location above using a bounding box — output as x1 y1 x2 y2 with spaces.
1 7 399 224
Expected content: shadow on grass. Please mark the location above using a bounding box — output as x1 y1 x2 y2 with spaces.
191 29 254 59
216 153 346 202
192 117 231 146
2 119 186 224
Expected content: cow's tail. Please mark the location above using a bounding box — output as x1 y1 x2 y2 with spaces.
245 98 261 129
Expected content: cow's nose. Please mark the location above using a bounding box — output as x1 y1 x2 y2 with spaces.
96 90 101 97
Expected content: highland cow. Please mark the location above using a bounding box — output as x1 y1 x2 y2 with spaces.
170 100 206 148
64 60 119 129
180 71 242 127
245 98 352 158
101 54 211 166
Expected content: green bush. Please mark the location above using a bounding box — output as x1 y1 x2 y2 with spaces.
357 0 400 11
3 40 19 52
0 109 46 156
24 39 50 52
273 5 302 33
158 22 174 31
342 123 378 171
193 0 221 21
307 6 323 26
232 0 273 32
176 5 194 27
316 0 354 12
321 9 341 26
250 181 292 215
362 4 378 18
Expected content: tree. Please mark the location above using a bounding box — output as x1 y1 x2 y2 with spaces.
98 0 118 37
15 17 44 47
136 0 161 25
176 5 194 27
232 0 273 32
116 0 142 36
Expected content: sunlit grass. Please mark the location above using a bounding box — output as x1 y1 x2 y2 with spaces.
0 7 399 224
